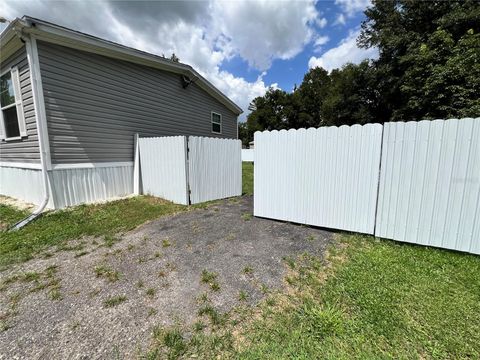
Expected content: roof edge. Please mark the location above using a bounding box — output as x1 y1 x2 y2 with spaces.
3 16 243 115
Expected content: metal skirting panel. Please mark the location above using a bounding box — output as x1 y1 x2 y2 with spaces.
49 165 134 209
188 136 242 204
242 149 254 162
138 136 189 205
0 166 47 207
254 124 383 234
375 118 480 254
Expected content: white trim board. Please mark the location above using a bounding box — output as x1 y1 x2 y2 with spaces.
0 162 42 169
51 161 133 170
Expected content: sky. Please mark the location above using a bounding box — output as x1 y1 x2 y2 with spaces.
0 0 378 119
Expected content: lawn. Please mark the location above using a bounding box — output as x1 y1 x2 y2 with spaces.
0 196 187 268
147 235 480 359
242 162 253 196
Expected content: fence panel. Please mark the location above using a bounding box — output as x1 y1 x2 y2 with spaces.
254 124 383 234
242 149 254 162
375 118 480 254
188 136 242 204
139 136 189 205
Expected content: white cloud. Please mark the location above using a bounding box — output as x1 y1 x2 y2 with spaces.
334 13 347 26
211 0 319 70
313 35 330 53
335 0 371 17
308 30 378 72
0 0 322 119
314 35 330 47
316 17 328 28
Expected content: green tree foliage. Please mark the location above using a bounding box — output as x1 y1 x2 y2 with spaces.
239 0 480 145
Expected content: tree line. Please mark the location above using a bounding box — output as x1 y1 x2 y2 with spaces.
239 0 480 146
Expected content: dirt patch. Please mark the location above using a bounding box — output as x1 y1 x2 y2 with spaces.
0 196 333 359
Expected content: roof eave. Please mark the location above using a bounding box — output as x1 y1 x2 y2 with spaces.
15 16 243 115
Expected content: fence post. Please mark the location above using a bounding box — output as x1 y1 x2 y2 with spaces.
133 133 140 195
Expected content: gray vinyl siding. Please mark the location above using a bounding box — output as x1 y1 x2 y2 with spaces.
0 45 40 163
37 41 238 164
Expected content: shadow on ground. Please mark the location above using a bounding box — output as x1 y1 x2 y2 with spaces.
0 196 333 358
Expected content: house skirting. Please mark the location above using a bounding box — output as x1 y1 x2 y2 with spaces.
0 162 133 209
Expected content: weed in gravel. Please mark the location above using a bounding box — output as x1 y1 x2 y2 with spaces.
158 270 167 278
89 289 101 298
198 293 209 304
162 239 171 248
74 250 89 258
147 308 157 318
153 251 162 259
165 262 177 272
94 265 120 282
239 290 248 301
241 213 252 221
104 295 127 308
306 234 316 242
146 288 156 298
136 280 145 288
242 265 254 275
127 244 135 251
103 234 120 248
225 233 236 241
48 287 62 301
201 270 220 291
22 271 41 282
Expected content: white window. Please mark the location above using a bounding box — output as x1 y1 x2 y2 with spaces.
0 67 27 140
211 112 222 134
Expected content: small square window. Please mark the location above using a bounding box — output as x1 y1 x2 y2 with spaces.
211 112 222 134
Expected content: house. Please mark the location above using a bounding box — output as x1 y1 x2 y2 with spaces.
0 16 242 210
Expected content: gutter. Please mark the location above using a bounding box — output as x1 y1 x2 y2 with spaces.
10 31 51 230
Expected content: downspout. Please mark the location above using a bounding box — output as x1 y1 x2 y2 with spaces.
11 34 51 230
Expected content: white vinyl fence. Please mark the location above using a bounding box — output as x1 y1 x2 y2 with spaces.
254 118 480 255
139 136 189 205
138 135 241 205
188 136 242 204
242 149 254 162
375 119 480 254
254 125 383 234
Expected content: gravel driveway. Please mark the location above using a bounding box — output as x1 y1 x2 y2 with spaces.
0 196 333 359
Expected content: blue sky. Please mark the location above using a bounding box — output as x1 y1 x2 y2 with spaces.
1 0 378 119
220 3 371 92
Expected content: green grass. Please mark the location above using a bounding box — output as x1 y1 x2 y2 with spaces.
242 162 253 196
146 234 480 358
236 235 480 359
0 196 187 268
0 204 30 230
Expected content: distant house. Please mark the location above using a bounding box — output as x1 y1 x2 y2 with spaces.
0 16 242 209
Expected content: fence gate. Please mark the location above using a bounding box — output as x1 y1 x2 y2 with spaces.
138 136 189 205
188 136 242 204
137 135 241 205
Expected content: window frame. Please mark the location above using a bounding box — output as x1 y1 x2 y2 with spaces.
0 66 27 141
211 111 222 134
